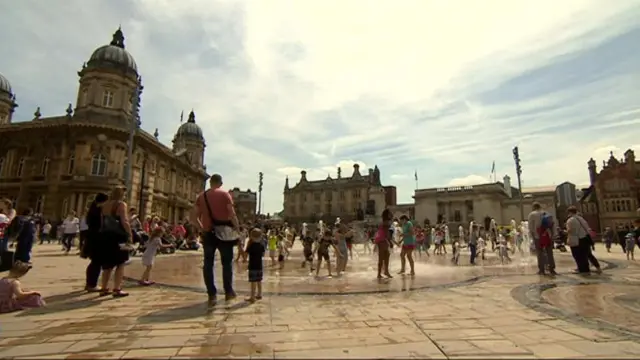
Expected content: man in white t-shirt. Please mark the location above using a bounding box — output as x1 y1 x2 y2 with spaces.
62 211 80 254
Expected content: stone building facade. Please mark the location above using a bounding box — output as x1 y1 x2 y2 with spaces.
579 150 640 232
413 175 556 228
0 28 208 222
229 188 257 224
282 164 387 224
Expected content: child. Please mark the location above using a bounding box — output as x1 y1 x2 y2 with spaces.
497 234 511 264
626 232 635 260
267 232 278 266
139 227 173 286
277 234 286 270
0 261 45 313
451 241 461 265
316 230 337 278
301 232 315 271
477 236 486 261
245 228 265 302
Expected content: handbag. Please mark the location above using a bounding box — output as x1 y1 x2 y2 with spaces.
100 202 127 237
576 216 593 245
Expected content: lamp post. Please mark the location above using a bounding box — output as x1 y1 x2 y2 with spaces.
512 146 525 221
125 78 143 203
258 172 263 216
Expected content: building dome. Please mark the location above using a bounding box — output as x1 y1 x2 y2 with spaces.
175 110 204 140
0 73 12 95
87 28 138 74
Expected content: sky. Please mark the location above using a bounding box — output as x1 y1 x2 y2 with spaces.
1 0 639 213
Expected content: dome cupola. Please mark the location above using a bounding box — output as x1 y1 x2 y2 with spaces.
175 110 204 140
86 27 138 75
0 73 12 96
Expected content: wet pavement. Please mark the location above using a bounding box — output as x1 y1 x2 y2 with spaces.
126 246 595 295
1 243 640 359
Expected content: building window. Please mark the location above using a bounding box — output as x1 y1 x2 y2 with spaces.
102 90 114 108
339 191 345 200
91 153 108 176
454 210 461 222
16 157 24 177
0 157 4 177
314 192 321 201
35 195 45 214
82 89 88 106
68 154 75 175
41 157 50 176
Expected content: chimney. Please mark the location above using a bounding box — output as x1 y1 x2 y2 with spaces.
284 176 290 191
588 158 597 185
300 170 307 182
337 167 342 179
352 163 361 177
503 175 512 198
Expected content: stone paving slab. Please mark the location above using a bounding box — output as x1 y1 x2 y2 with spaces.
0 244 639 359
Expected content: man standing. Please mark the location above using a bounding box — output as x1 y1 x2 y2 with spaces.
191 174 240 307
527 202 557 275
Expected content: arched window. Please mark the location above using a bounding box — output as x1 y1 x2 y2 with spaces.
68 154 75 175
0 157 4 177
35 195 45 214
102 90 114 108
81 89 88 106
41 157 50 176
16 157 25 177
91 154 107 176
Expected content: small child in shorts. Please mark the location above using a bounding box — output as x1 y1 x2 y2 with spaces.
245 228 265 302
625 232 635 260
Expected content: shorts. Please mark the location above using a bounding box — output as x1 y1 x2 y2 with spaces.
402 244 416 250
317 251 330 261
248 269 263 282
269 249 276 257
303 248 313 261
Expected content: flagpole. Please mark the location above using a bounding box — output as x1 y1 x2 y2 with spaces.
414 170 418 190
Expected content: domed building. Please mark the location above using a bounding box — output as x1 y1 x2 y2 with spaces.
0 28 209 221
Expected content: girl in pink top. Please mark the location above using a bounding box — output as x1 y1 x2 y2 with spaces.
0 261 45 313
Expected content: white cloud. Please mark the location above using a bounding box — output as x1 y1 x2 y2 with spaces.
2 1 640 213
447 175 491 187
390 174 409 180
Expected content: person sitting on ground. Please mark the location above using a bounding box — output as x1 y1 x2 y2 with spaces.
0 261 45 313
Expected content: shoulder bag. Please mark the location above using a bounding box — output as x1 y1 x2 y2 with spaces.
101 202 127 237
202 190 236 241
576 216 593 246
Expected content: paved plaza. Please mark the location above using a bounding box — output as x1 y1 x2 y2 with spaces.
1 243 640 359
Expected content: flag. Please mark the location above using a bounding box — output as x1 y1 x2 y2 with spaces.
414 170 418 181
180 110 184 123
491 161 495 174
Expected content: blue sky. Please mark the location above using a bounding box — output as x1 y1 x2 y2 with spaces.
1 0 639 213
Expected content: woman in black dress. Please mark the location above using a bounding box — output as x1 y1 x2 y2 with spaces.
97 186 133 298
83 192 108 292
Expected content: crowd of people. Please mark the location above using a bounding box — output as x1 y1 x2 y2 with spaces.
0 175 639 313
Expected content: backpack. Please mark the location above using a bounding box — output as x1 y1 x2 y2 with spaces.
540 212 554 231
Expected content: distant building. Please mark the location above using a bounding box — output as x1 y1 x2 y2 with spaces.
282 164 388 224
383 186 397 207
579 150 640 232
229 188 257 224
388 203 415 220
413 175 556 228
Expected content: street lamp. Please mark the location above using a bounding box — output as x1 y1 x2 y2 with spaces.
513 146 525 221
125 78 143 203
258 172 263 215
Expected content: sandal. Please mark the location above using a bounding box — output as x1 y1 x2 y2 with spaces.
112 289 129 298
98 288 111 297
